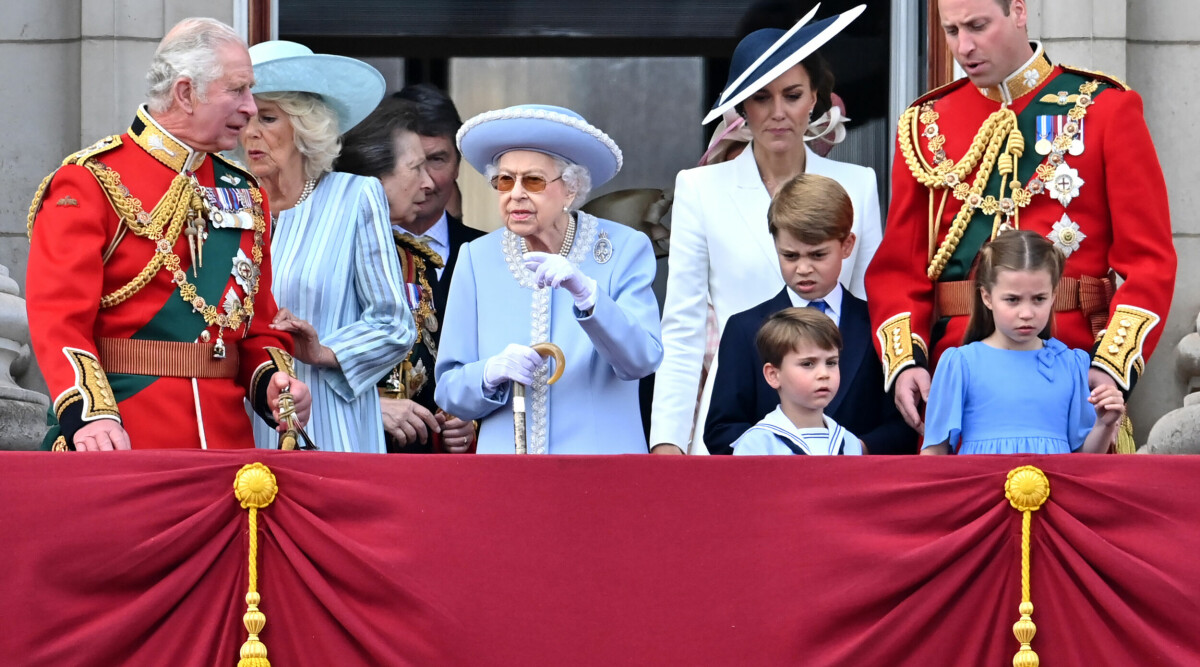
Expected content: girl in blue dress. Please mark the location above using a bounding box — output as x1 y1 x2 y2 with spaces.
922 231 1124 455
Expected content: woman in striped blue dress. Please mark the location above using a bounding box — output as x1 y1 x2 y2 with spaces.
240 41 415 453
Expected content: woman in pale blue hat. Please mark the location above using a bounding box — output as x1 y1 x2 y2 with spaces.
435 105 663 454
650 5 881 456
240 40 415 453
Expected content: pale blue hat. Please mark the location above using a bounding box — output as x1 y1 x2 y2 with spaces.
248 40 385 133
457 104 623 188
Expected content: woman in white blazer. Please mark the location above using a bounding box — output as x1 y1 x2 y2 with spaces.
650 5 880 455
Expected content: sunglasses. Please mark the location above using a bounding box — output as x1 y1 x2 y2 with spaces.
490 173 563 193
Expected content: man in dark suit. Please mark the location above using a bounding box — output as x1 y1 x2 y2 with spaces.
704 173 915 455
339 87 485 452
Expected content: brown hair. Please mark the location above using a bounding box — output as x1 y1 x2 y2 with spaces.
767 173 854 244
756 307 842 367
963 229 1066 345
735 52 836 123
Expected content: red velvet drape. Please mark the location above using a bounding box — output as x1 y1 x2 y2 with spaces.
2 451 1197 666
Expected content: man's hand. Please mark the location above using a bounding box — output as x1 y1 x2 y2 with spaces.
271 308 337 368
1088 367 1118 392
651 443 685 455
267 372 312 432
72 420 132 451
894 367 931 433
381 398 440 446
440 412 475 453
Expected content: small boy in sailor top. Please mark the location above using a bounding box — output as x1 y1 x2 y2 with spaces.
732 308 860 455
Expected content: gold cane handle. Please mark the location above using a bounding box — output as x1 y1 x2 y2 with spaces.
530 343 565 384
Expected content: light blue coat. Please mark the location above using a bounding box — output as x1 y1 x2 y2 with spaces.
435 213 662 454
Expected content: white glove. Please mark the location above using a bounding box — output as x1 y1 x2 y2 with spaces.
524 252 598 311
482 343 547 393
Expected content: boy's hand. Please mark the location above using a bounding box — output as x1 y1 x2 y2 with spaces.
1089 383 1125 426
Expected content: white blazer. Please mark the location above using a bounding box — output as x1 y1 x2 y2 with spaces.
649 145 881 454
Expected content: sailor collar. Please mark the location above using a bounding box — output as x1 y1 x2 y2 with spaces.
978 42 1053 106
129 105 207 173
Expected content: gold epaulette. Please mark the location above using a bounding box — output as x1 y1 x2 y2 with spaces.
1092 305 1159 390
907 77 972 110
1059 64 1131 91
27 135 124 239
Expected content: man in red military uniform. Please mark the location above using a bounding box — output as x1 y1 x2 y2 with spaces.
26 17 311 451
866 0 1175 434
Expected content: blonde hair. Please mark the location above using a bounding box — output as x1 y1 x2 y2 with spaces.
254 91 342 179
756 307 842 368
767 173 854 244
964 230 1066 345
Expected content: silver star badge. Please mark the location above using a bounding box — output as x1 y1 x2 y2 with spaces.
1047 213 1086 257
230 248 259 292
1047 163 1084 207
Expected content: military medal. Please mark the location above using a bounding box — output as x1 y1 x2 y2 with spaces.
1035 116 1054 155
1069 118 1085 156
212 336 227 359
593 230 613 264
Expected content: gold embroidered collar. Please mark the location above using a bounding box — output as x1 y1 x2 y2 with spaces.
129 105 206 173
978 43 1053 105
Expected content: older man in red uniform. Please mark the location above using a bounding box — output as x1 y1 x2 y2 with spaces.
866 0 1175 436
26 18 311 451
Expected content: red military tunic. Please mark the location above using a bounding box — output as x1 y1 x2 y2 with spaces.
866 46 1175 393
27 106 295 449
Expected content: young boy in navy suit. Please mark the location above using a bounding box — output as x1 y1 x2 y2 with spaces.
706 174 916 454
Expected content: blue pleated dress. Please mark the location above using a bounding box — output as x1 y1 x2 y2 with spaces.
922 338 1096 454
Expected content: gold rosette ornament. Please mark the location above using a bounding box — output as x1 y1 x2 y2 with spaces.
1005 466 1050 667
234 463 279 667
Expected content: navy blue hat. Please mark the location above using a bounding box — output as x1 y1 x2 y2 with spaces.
703 4 865 125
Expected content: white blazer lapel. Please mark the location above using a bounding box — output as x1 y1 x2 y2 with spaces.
724 146 779 270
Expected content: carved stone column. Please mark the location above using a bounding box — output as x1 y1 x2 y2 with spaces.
1143 314 1200 454
0 263 49 450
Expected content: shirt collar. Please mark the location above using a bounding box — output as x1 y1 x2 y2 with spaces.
128 105 206 173
978 42 1054 106
786 282 843 322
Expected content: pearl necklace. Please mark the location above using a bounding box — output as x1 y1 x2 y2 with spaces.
295 178 317 206
519 213 577 257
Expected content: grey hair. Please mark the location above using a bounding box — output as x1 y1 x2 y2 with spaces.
254 91 341 179
146 18 244 113
485 153 592 211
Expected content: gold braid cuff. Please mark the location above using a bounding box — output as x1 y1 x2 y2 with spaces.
57 347 120 422
876 313 927 392
1092 305 1159 391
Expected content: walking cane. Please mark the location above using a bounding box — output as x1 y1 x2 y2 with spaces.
514 343 565 454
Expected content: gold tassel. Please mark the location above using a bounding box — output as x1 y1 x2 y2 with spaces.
1005 466 1050 667
234 463 279 667
1114 414 1136 454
